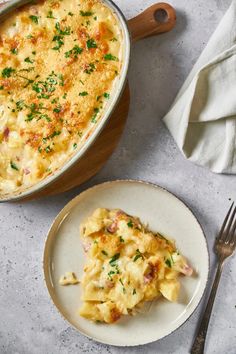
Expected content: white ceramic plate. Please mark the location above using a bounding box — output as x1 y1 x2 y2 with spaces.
43 180 209 346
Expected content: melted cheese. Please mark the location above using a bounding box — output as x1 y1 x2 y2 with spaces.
0 0 123 195
78 208 193 323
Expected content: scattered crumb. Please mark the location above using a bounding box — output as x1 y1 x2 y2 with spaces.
59 272 79 286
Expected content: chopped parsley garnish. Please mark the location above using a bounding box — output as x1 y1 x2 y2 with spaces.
119 278 126 293
16 73 34 88
79 79 84 85
165 259 172 268
93 16 97 21
19 67 35 73
109 253 120 265
127 220 133 228
58 73 64 86
11 48 18 55
40 114 51 122
29 15 39 24
165 254 175 268
26 34 33 39
157 233 169 243
133 289 136 295
68 12 74 16
79 91 88 96
25 103 49 122
73 143 77 149
52 35 64 50
55 22 71 36
25 113 34 121
51 98 59 104
101 250 108 256
24 57 34 64
32 71 63 98
47 10 56 19
64 51 71 58
91 107 99 123
119 236 125 243
50 130 61 138
10 161 19 171
45 146 52 153
16 100 25 111
84 63 95 74
104 53 118 61
110 37 118 42
108 270 115 279
103 92 110 99
25 103 40 121
0 86 4 90
32 83 44 93
32 51 36 55
80 10 93 16
53 105 62 113
114 264 120 274
86 38 97 49
133 249 143 262
2 67 15 78
65 45 83 58
52 21 71 49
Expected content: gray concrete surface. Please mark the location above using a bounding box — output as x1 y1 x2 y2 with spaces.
0 0 236 353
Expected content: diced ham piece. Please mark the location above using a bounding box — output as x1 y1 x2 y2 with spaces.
143 273 154 284
82 241 91 253
107 221 118 233
3 127 9 140
29 6 39 14
181 264 193 276
23 168 30 175
116 210 125 217
105 280 114 289
144 262 157 284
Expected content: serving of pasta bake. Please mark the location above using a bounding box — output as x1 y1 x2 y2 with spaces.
78 208 193 324
0 0 123 195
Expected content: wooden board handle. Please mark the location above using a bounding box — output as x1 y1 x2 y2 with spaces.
128 2 176 42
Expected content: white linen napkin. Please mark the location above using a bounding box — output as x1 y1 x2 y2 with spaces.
163 0 236 174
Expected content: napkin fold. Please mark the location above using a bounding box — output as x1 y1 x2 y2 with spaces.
163 0 236 174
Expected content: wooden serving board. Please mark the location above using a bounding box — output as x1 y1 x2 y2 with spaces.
7 2 176 201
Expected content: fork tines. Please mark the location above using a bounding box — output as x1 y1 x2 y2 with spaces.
218 202 236 245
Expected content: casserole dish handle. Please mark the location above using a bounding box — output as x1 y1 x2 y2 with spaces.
128 2 176 42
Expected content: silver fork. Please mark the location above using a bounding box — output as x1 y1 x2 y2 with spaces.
191 202 236 354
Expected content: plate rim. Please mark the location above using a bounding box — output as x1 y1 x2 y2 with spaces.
43 179 210 346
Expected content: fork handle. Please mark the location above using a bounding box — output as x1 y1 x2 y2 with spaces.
191 261 224 354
